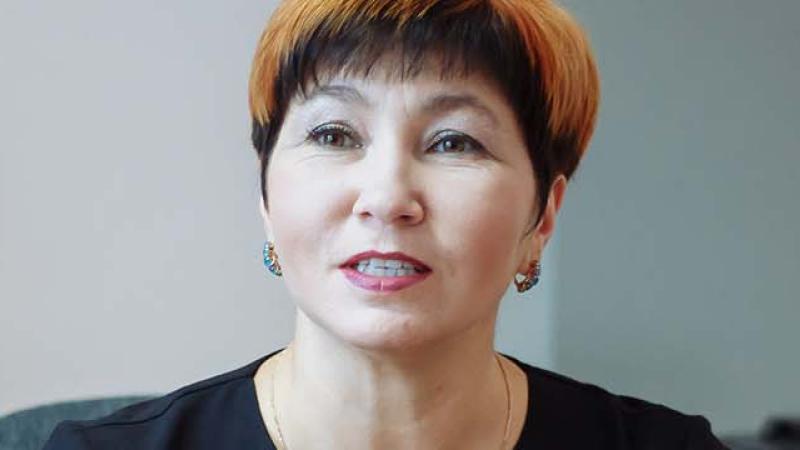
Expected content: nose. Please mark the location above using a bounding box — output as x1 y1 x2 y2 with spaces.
351 152 425 228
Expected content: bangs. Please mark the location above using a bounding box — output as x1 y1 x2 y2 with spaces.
250 1 542 169
250 0 598 156
283 4 531 102
258 1 537 134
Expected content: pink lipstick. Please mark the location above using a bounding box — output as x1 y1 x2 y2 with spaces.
340 266 431 292
339 250 432 293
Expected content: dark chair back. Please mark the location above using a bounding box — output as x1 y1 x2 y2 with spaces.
0 396 154 450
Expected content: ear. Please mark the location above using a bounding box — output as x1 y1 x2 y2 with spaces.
259 196 274 242
517 174 568 273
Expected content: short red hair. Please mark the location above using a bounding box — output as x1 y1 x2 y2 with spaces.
248 0 599 223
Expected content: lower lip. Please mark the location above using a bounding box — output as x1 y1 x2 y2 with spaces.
340 266 431 292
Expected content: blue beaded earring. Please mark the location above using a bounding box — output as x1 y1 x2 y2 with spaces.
263 241 283 277
514 260 540 293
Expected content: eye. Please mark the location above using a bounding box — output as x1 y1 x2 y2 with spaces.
428 132 485 155
306 123 362 149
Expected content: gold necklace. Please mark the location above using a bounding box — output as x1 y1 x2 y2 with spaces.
269 349 512 450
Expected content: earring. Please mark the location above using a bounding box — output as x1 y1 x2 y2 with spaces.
514 260 540 293
263 241 283 276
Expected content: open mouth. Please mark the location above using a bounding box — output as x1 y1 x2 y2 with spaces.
349 259 429 277
340 257 432 292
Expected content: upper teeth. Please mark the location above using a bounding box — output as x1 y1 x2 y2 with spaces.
355 258 423 272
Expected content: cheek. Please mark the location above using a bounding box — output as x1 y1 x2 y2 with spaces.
266 160 344 272
431 171 531 287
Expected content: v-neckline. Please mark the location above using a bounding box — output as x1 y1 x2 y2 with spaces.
245 349 535 450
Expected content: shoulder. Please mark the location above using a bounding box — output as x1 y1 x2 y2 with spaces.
504 355 727 449
42 351 280 450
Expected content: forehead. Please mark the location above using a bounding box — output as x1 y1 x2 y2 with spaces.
289 62 513 122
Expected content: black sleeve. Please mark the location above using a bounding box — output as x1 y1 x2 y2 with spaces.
685 416 730 450
41 421 92 450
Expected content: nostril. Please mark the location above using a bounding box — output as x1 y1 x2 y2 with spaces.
352 192 424 225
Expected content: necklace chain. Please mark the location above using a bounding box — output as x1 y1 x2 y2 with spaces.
269 348 512 450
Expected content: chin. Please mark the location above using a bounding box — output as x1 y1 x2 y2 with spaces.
320 308 447 354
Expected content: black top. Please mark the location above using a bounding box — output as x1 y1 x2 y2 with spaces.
43 349 728 449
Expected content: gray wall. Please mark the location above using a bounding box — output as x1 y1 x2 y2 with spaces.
0 0 294 415
1 0 797 438
559 0 800 435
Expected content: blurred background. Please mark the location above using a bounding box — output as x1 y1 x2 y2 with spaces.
1 0 798 441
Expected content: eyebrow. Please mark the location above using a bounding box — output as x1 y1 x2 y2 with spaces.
421 93 499 126
300 84 499 126
300 84 370 107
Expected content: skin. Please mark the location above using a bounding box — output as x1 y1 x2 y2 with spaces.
253 64 567 449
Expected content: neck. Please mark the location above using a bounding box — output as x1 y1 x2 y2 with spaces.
272 309 510 450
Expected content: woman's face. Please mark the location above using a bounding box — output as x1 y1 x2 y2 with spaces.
262 66 559 351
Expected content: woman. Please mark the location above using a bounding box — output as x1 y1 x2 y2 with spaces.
45 0 727 449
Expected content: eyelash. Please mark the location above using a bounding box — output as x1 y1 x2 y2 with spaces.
306 123 486 156
428 131 486 155
305 123 362 149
